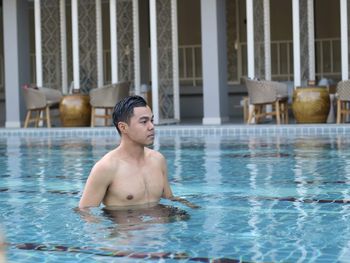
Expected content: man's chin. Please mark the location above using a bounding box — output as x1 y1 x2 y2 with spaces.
143 138 154 146
146 136 155 145
146 141 154 146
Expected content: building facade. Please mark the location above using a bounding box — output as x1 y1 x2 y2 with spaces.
0 0 347 127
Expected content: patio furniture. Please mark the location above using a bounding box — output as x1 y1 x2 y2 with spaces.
89 82 130 127
23 86 62 128
246 79 289 124
241 96 249 123
336 80 350 124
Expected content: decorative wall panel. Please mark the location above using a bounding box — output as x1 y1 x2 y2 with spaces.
347 1 350 73
226 0 238 83
78 0 97 93
157 0 174 120
253 0 265 79
299 0 309 82
0 10 3 98
117 0 134 87
42 0 61 91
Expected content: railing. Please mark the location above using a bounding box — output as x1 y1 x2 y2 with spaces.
239 40 294 81
181 38 342 86
315 38 341 79
26 37 342 91
271 40 293 81
104 46 204 87
102 46 204 87
178 45 202 86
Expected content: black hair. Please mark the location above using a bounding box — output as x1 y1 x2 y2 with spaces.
112 95 148 135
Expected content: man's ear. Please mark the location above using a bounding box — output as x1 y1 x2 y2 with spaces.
118 122 128 134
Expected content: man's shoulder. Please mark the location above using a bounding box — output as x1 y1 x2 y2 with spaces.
145 147 162 155
93 150 119 172
145 147 165 161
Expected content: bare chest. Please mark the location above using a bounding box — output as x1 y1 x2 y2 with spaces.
104 166 164 206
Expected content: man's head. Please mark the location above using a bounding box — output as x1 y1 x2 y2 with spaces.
112 95 148 135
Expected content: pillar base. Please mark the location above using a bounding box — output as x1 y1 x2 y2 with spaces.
5 121 21 128
202 116 229 125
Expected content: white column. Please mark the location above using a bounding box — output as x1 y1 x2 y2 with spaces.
236 0 242 81
3 0 30 127
96 0 104 87
340 0 348 80
292 0 301 87
72 0 80 91
60 0 68 94
172 0 180 121
307 0 315 81
34 0 43 87
246 0 255 123
150 0 159 124
133 0 141 94
201 0 228 125
149 0 160 123
263 0 272 116
110 0 118 83
246 0 254 78
263 0 271 80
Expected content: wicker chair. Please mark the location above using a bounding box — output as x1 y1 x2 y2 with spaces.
336 80 350 124
23 86 62 128
89 82 130 127
246 79 289 124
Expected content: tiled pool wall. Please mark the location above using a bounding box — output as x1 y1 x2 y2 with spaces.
1 124 350 138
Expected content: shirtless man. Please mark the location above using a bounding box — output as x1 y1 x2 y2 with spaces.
79 95 197 210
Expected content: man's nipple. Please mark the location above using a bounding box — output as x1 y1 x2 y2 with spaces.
126 194 133 200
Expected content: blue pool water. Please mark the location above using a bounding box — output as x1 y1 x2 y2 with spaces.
1 130 350 262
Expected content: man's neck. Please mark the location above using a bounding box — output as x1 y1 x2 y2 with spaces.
119 140 146 162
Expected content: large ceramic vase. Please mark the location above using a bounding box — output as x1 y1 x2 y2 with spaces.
59 94 91 127
292 87 330 123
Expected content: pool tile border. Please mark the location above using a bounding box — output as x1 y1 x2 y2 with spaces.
0 124 350 137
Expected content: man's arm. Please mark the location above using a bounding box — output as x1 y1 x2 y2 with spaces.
74 207 101 223
168 196 201 209
79 162 111 208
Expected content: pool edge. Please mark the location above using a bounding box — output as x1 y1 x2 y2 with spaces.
0 124 349 137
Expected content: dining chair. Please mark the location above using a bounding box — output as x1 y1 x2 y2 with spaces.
336 80 350 124
23 86 62 128
246 79 289 124
89 82 130 127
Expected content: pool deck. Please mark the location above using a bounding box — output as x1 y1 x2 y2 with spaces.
1 123 350 137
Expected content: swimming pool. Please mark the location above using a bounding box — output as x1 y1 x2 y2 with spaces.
1 125 350 262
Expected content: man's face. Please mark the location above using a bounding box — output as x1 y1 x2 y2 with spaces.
126 106 155 145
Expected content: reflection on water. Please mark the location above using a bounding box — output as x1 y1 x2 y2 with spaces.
100 204 190 246
103 204 190 227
